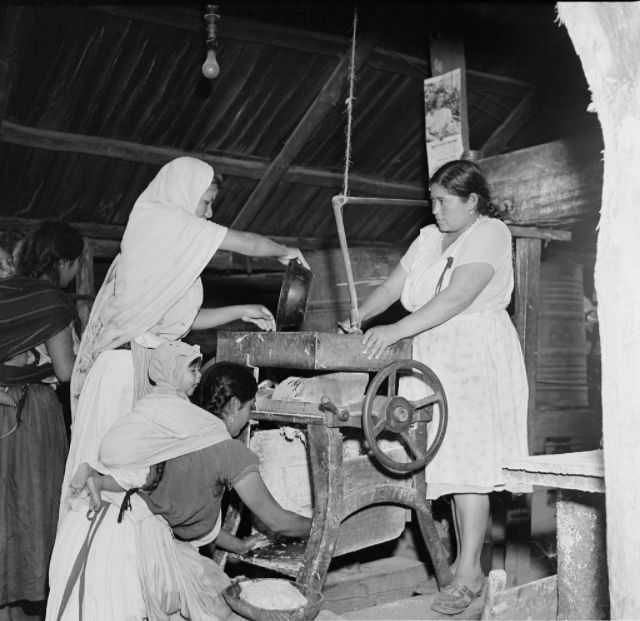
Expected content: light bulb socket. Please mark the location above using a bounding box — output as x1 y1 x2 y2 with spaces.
204 4 220 42
202 4 221 79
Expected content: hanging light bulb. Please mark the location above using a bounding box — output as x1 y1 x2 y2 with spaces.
201 48 220 79
201 4 220 80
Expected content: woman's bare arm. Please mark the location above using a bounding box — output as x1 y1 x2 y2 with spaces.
191 305 275 332
45 323 75 382
219 229 309 269
234 471 311 538
362 262 494 358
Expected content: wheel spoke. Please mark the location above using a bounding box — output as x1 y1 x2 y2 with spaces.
413 393 440 410
372 417 387 437
386 371 397 397
401 430 425 460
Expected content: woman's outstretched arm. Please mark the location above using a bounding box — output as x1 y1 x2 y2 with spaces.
192 305 275 331
219 229 309 269
234 471 311 538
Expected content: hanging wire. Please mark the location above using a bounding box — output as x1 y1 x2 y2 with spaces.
342 8 358 198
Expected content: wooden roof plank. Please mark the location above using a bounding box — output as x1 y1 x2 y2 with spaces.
230 33 380 229
92 5 536 92
0 7 32 120
92 6 343 58
481 88 537 156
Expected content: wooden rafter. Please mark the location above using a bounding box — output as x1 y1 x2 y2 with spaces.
230 33 380 229
92 5 533 89
92 5 343 57
0 120 424 199
0 216 397 252
481 87 536 156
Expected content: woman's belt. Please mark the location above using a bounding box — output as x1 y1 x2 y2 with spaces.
0 361 54 385
0 384 29 438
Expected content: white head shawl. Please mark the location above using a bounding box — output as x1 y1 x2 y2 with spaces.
148 341 202 395
100 342 229 470
70 157 228 412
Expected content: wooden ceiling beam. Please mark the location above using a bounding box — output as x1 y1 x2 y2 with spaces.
92 6 343 57
481 87 536 157
0 216 396 276
230 33 380 229
0 120 424 199
467 69 534 90
92 5 535 91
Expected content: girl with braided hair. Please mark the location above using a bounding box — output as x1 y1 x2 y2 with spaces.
47 343 310 621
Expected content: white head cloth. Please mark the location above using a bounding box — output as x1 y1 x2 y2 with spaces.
70 157 228 412
100 341 229 470
148 341 202 395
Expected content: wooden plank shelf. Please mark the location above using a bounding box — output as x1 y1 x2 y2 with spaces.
502 449 604 493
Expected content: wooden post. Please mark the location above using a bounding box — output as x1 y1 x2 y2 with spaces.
75 240 94 331
558 3 640 618
556 490 608 619
513 237 542 454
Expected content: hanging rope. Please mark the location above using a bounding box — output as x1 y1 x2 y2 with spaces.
342 8 358 198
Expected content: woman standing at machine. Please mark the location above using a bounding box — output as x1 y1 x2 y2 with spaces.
345 159 529 615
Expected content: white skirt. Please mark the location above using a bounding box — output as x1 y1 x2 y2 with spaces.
401 310 531 499
58 350 135 524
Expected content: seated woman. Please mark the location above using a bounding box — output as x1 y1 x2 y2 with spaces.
47 342 311 621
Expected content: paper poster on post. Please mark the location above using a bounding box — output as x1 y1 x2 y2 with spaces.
424 68 464 173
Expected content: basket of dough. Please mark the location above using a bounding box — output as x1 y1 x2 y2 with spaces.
223 577 323 621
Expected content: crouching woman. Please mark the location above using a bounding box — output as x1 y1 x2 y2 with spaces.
47 343 310 621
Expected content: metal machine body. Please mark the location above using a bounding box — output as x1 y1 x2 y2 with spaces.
215 331 452 594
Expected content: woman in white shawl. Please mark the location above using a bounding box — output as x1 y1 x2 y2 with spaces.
58 156 308 523
47 342 310 621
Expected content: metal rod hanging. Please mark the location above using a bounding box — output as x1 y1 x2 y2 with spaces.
333 194 430 209
331 196 361 330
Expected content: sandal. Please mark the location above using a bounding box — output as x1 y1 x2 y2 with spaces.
430 578 486 615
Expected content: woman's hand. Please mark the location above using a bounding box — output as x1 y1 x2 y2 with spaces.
69 462 94 496
362 325 401 359
85 475 104 510
237 533 271 554
69 463 103 508
337 319 362 335
278 247 310 270
241 305 276 331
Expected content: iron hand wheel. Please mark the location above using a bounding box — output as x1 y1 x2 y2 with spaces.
362 359 448 474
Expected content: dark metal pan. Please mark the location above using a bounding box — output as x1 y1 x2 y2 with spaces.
275 259 313 331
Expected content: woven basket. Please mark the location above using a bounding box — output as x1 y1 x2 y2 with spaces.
223 578 323 621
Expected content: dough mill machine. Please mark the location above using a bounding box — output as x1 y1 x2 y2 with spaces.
215 330 453 595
